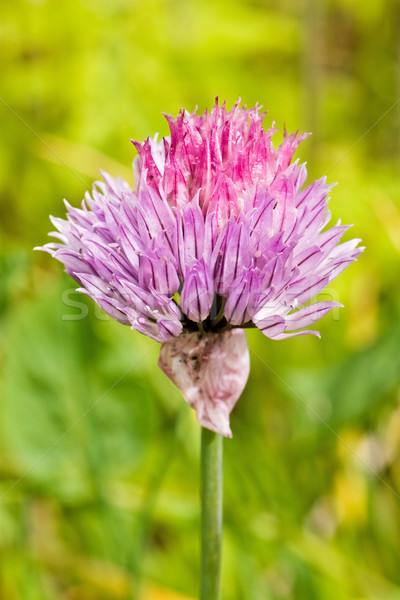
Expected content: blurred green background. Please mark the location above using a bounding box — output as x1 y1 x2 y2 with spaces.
1 0 400 598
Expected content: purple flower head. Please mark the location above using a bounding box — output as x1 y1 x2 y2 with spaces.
38 100 363 436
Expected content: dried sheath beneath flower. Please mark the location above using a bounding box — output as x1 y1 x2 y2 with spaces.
159 330 250 437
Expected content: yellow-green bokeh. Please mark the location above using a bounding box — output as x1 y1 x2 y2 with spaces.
1 1 400 599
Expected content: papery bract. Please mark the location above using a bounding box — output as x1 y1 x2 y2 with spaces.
159 330 250 438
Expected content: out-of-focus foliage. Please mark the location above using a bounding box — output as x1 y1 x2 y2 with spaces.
1 0 400 598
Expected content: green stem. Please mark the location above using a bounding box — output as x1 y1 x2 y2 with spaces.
200 427 223 600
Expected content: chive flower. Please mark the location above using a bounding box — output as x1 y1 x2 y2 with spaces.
38 100 363 437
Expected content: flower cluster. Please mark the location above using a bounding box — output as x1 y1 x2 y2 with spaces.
39 100 363 435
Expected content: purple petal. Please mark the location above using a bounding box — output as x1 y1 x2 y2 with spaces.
213 220 250 295
224 267 263 325
180 259 214 322
284 301 342 330
253 315 286 338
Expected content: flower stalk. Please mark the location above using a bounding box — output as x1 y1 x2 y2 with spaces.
200 427 223 600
